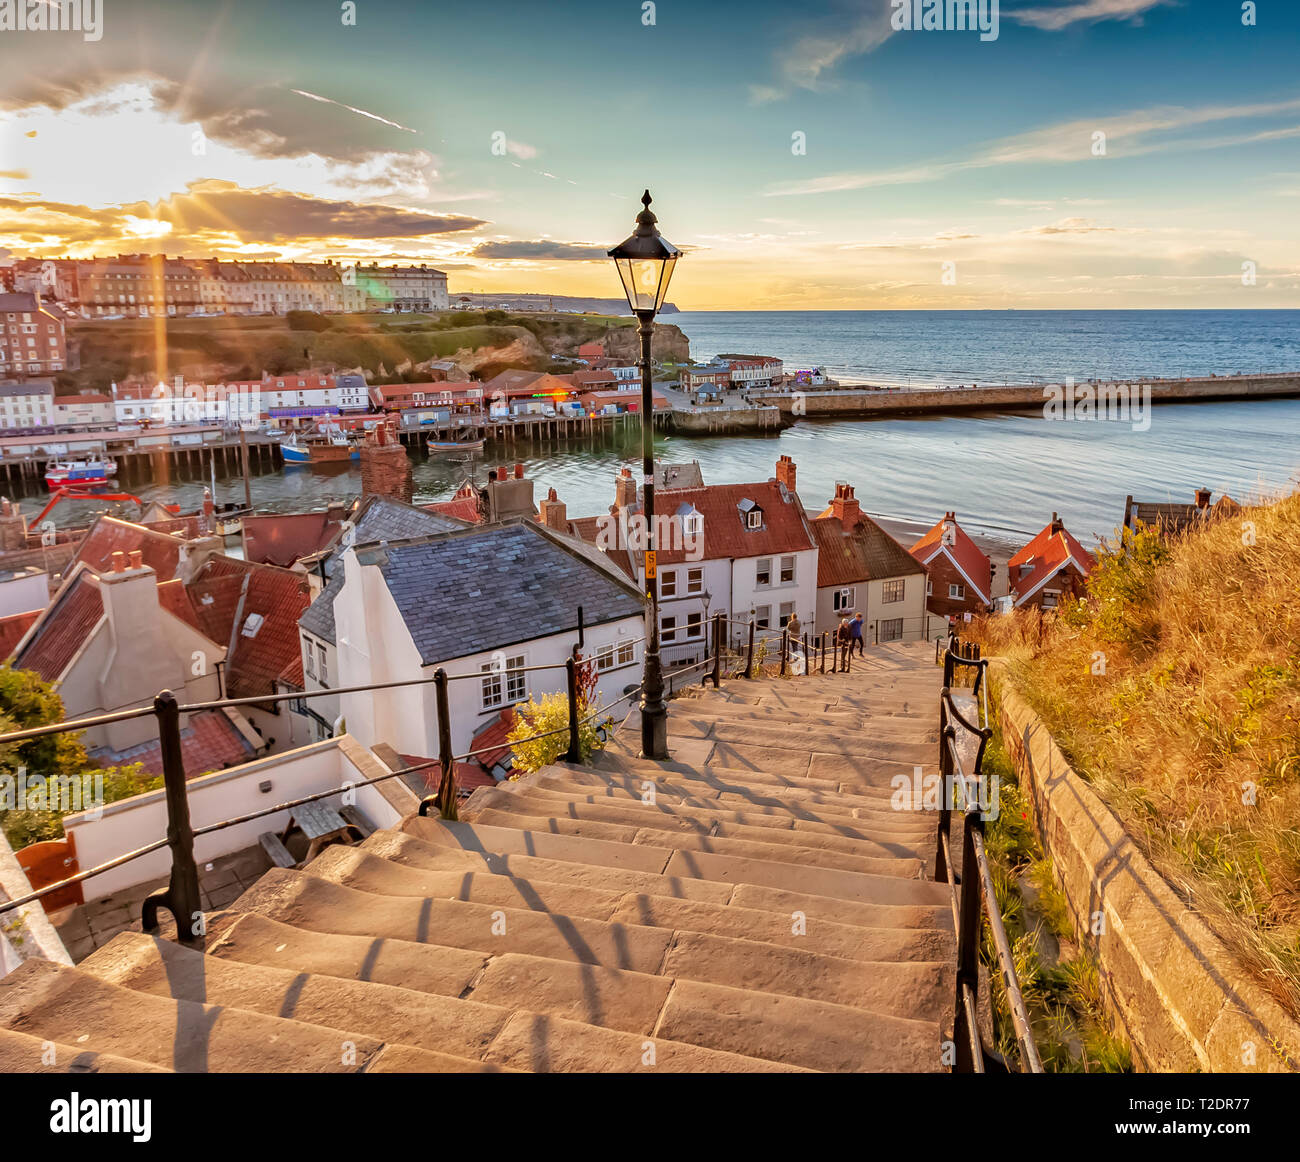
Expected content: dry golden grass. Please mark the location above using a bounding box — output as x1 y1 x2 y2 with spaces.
967 492 1300 1017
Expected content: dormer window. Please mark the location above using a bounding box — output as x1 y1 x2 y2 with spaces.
747 510 762 529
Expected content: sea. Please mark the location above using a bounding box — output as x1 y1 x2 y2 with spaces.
24 310 1300 548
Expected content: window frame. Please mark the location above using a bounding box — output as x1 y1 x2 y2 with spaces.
755 557 772 587
948 583 966 600
882 579 905 604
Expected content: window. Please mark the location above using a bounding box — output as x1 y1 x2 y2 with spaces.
833 587 855 612
948 583 966 600
662 616 678 643
596 641 637 671
481 654 526 709
882 579 905 603
779 602 795 628
686 567 703 594
753 605 771 631
780 556 795 584
317 644 328 684
756 558 771 587
303 638 315 679
746 510 762 529
686 612 703 639
660 570 677 597
926 580 933 596
879 618 904 642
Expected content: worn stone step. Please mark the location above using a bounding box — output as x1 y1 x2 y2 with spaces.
360 829 947 937
359 827 736 904
0 1026 169 1073
463 788 931 861
479 778 936 841
401 815 942 906
706 738 931 785
0 957 404 1073
671 706 938 743
231 866 673 973
655 976 941 1072
462 804 926 877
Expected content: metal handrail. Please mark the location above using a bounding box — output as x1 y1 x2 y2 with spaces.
935 636 1043 1074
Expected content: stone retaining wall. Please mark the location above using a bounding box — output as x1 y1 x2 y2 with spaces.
992 663 1300 1073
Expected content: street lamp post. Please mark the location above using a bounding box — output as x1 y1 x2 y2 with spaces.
609 190 680 760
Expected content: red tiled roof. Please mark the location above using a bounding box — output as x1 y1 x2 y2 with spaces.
401 755 498 796
910 514 993 604
624 480 815 567
811 514 925 588
565 515 635 580
185 556 312 697
1008 521 1095 606
156 578 203 632
425 486 481 524
12 572 103 682
0 609 41 661
242 509 347 568
74 516 199 581
91 709 257 779
469 707 517 770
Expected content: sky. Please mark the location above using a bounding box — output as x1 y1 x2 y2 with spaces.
1 0 1298 309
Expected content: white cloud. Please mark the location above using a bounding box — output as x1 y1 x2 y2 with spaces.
1010 0 1177 32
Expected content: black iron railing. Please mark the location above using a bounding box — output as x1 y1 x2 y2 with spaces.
935 634 1043 1074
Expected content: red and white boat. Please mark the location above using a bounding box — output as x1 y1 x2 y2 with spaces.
44 459 118 489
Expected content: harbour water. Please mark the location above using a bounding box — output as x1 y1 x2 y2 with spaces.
17 311 1300 547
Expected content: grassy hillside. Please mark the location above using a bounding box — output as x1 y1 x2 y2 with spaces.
64 309 650 390
968 491 1300 1017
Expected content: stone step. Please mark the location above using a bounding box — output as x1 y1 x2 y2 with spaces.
401 816 945 906
672 706 938 743
231 866 674 973
316 839 951 960
360 828 949 933
461 804 926 877
462 787 931 861
477 778 936 841
0 1026 169 1073
0 956 417 1073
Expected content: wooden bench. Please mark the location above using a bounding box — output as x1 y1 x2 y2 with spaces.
258 831 296 869
339 805 375 838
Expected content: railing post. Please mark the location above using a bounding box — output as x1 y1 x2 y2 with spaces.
954 803 985 1073
141 690 203 946
874 620 879 645
745 618 755 679
711 613 722 688
820 632 827 674
779 627 788 676
934 713 953 884
802 632 809 678
563 653 583 764
433 668 458 820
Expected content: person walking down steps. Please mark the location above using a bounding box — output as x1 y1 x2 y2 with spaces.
850 612 866 657
836 617 852 668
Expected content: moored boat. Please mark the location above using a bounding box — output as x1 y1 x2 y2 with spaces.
428 437 484 453
45 459 117 488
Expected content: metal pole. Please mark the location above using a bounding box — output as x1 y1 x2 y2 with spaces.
434 668 458 820
141 690 203 946
954 806 985 1072
711 613 722 688
563 653 582 763
820 632 827 674
637 311 667 759
745 618 756 679
779 627 788 676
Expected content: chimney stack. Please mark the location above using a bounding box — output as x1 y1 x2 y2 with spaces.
0 498 26 552
774 455 797 493
514 462 524 480
538 487 568 532
1195 487 1212 509
615 466 638 510
1049 512 1064 534
829 482 862 529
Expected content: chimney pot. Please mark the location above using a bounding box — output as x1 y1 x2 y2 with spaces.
129 550 143 569
515 463 524 479
111 550 126 573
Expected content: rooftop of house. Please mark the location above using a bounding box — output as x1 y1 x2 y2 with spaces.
242 507 350 569
356 519 645 666
0 609 40 659
74 515 214 582
481 370 575 398
612 478 815 568
90 708 260 780
1008 515 1095 605
909 512 993 604
8 570 103 681
1125 490 1241 536
185 555 313 697
810 503 925 590
297 496 468 648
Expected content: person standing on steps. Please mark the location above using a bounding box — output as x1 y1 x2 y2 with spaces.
850 612 866 657
836 617 852 668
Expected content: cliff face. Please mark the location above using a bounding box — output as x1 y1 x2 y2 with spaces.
600 323 690 365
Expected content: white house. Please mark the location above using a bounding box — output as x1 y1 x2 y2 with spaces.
318 518 646 765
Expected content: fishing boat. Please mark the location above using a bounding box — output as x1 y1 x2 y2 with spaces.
428 437 484 454
281 429 361 465
45 459 118 488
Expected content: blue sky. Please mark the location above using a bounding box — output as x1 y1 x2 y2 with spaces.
2 0 1298 307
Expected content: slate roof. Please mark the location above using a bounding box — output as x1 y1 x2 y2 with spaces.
811 514 926 589
297 497 467 647
366 520 645 666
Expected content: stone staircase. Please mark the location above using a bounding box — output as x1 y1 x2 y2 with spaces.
0 641 954 1073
